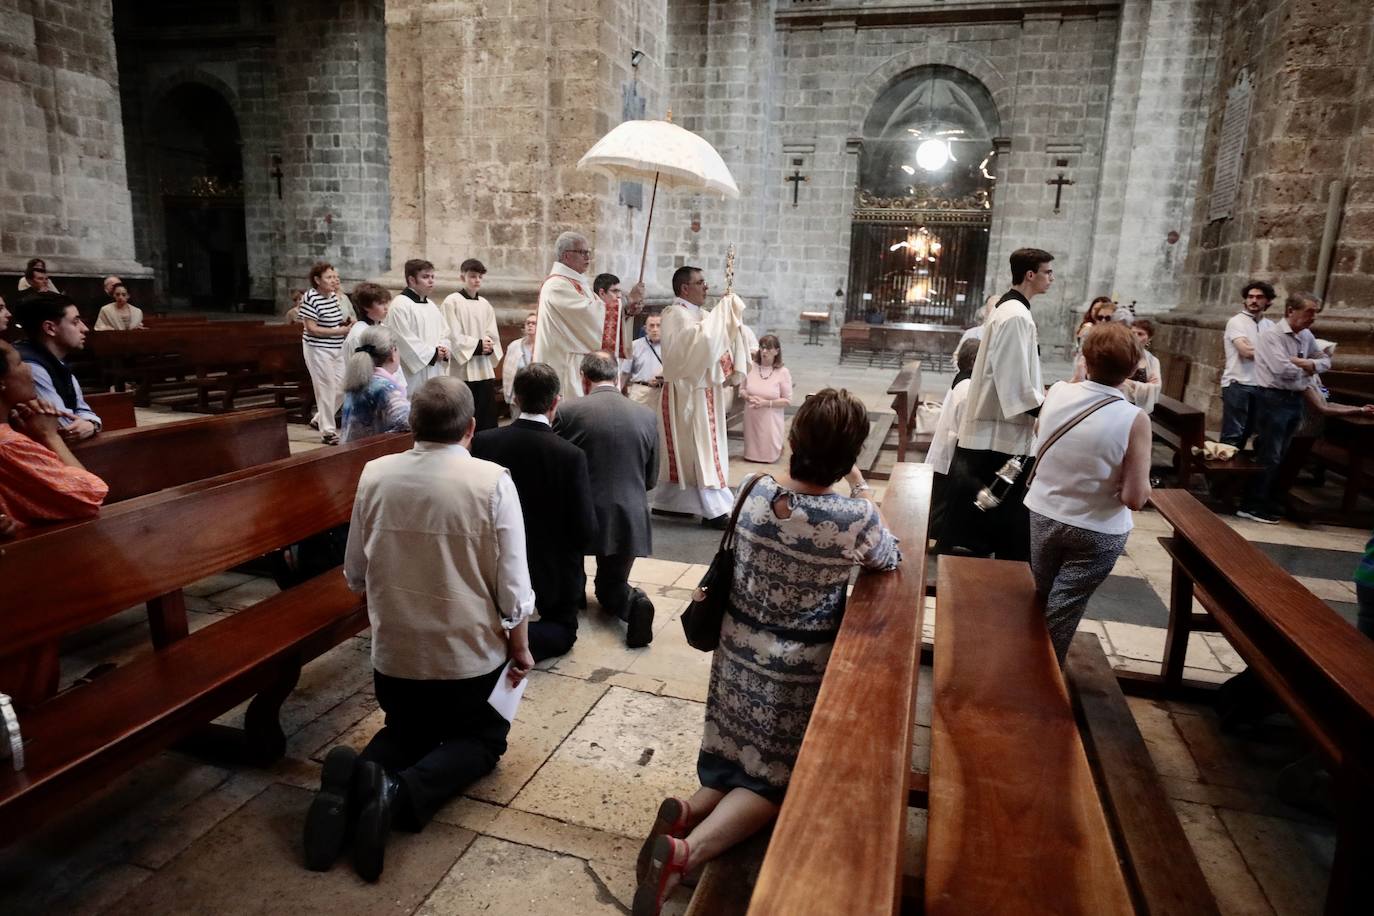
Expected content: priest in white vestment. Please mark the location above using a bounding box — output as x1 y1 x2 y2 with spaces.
441 258 504 430
385 258 450 393
654 265 750 526
941 248 1053 560
534 232 642 398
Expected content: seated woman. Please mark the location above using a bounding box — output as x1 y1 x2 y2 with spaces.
0 339 108 536
500 311 537 412
632 388 901 916
1025 322 1151 665
93 284 144 331
1122 318 1163 410
340 325 410 442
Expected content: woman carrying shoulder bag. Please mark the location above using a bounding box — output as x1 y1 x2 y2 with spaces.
1025 321 1152 665
630 388 900 916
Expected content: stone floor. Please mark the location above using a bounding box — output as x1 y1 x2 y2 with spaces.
1 338 1361 914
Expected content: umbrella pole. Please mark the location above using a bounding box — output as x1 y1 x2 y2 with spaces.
638 171 660 285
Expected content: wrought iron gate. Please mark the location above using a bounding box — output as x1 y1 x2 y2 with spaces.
844 207 991 327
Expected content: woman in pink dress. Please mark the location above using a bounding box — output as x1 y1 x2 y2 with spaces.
741 334 792 463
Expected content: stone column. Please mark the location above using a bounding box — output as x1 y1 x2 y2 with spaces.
1085 0 1220 317
275 0 390 300
1163 0 1374 410
384 0 667 310
0 0 148 281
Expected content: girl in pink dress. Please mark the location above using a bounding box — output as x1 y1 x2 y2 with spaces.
741 334 792 463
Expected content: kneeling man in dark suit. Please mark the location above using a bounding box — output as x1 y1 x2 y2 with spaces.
556 351 659 647
473 362 596 661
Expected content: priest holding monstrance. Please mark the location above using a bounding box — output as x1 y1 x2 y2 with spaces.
654 259 751 528
534 231 644 398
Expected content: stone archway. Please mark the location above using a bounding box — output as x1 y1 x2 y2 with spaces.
142 79 250 307
844 62 1004 327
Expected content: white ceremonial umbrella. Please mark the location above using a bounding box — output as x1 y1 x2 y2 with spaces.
577 115 741 282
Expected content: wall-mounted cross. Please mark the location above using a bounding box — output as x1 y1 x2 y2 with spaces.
1046 172 1074 213
785 169 809 207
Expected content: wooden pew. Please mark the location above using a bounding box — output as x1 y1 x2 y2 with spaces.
1150 488 1374 913
1151 394 1259 491
926 556 1133 915
887 360 923 463
0 433 412 844
84 391 136 431
70 408 291 503
743 464 933 915
1066 632 1221 916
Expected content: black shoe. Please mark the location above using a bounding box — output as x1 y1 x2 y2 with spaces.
701 514 729 530
626 589 656 649
303 746 359 871
353 761 397 882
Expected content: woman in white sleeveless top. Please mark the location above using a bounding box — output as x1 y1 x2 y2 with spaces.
1024 322 1152 664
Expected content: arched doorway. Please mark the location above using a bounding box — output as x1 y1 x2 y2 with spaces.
149 83 249 308
845 65 1000 326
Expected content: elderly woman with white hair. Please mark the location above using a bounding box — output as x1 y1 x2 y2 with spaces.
341 325 411 442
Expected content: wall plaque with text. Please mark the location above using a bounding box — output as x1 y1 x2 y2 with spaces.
1208 69 1253 222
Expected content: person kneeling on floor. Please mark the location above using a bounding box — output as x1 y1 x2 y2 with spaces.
304 376 535 882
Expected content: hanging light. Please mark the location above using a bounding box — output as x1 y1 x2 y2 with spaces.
900 164 915 175
915 139 949 171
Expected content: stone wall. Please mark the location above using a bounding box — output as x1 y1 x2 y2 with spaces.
654 3 1133 340
275 0 390 303
0 0 146 280
1161 0 1374 417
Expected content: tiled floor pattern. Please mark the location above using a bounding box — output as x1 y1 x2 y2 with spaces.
2 355 1361 914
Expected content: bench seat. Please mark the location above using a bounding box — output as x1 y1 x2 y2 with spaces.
0 570 367 845
927 556 1132 915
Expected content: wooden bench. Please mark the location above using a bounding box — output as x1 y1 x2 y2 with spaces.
1151 394 1261 493
925 556 1133 915
1149 488 1374 912
82 323 302 406
84 391 136 431
0 433 411 844
1066 632 1221 916
70 408 292 503
710 464 934 914
887 360 923 464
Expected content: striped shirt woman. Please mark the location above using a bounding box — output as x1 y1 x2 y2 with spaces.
300 262 353 444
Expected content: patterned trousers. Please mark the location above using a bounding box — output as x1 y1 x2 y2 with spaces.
1028 510 1129 665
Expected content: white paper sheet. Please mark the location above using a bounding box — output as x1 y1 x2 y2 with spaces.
487 662 529 722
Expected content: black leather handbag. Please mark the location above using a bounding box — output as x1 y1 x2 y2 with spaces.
680 474 766 652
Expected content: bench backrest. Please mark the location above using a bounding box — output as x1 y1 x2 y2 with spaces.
748 464 933 916
1151 489 1374 761
85 391 137 431
926 556 1132 915
0 432 411 656
70 408 292 502
887 360 922 407
1151 394 1205 445
1156 352 1191 401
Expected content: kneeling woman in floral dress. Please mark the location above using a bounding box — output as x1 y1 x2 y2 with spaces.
632 387 901 915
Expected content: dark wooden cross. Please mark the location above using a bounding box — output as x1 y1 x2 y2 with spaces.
270 155 284 200
785 169 809 207
1046 172 1074 213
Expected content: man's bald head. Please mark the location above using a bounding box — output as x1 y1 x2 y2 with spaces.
580 350 619 384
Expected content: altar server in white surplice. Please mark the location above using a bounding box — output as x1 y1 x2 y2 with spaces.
654 265 750 527
942 247 1053 561
440 258 504 430
534 232 644 399
385 258 450 393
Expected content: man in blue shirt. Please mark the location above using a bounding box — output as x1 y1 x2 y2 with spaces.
14 291 101 440
1237 291 1328 524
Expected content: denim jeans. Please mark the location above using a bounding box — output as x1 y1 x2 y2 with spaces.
1242 388 1305 514
1220 383 1261 449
